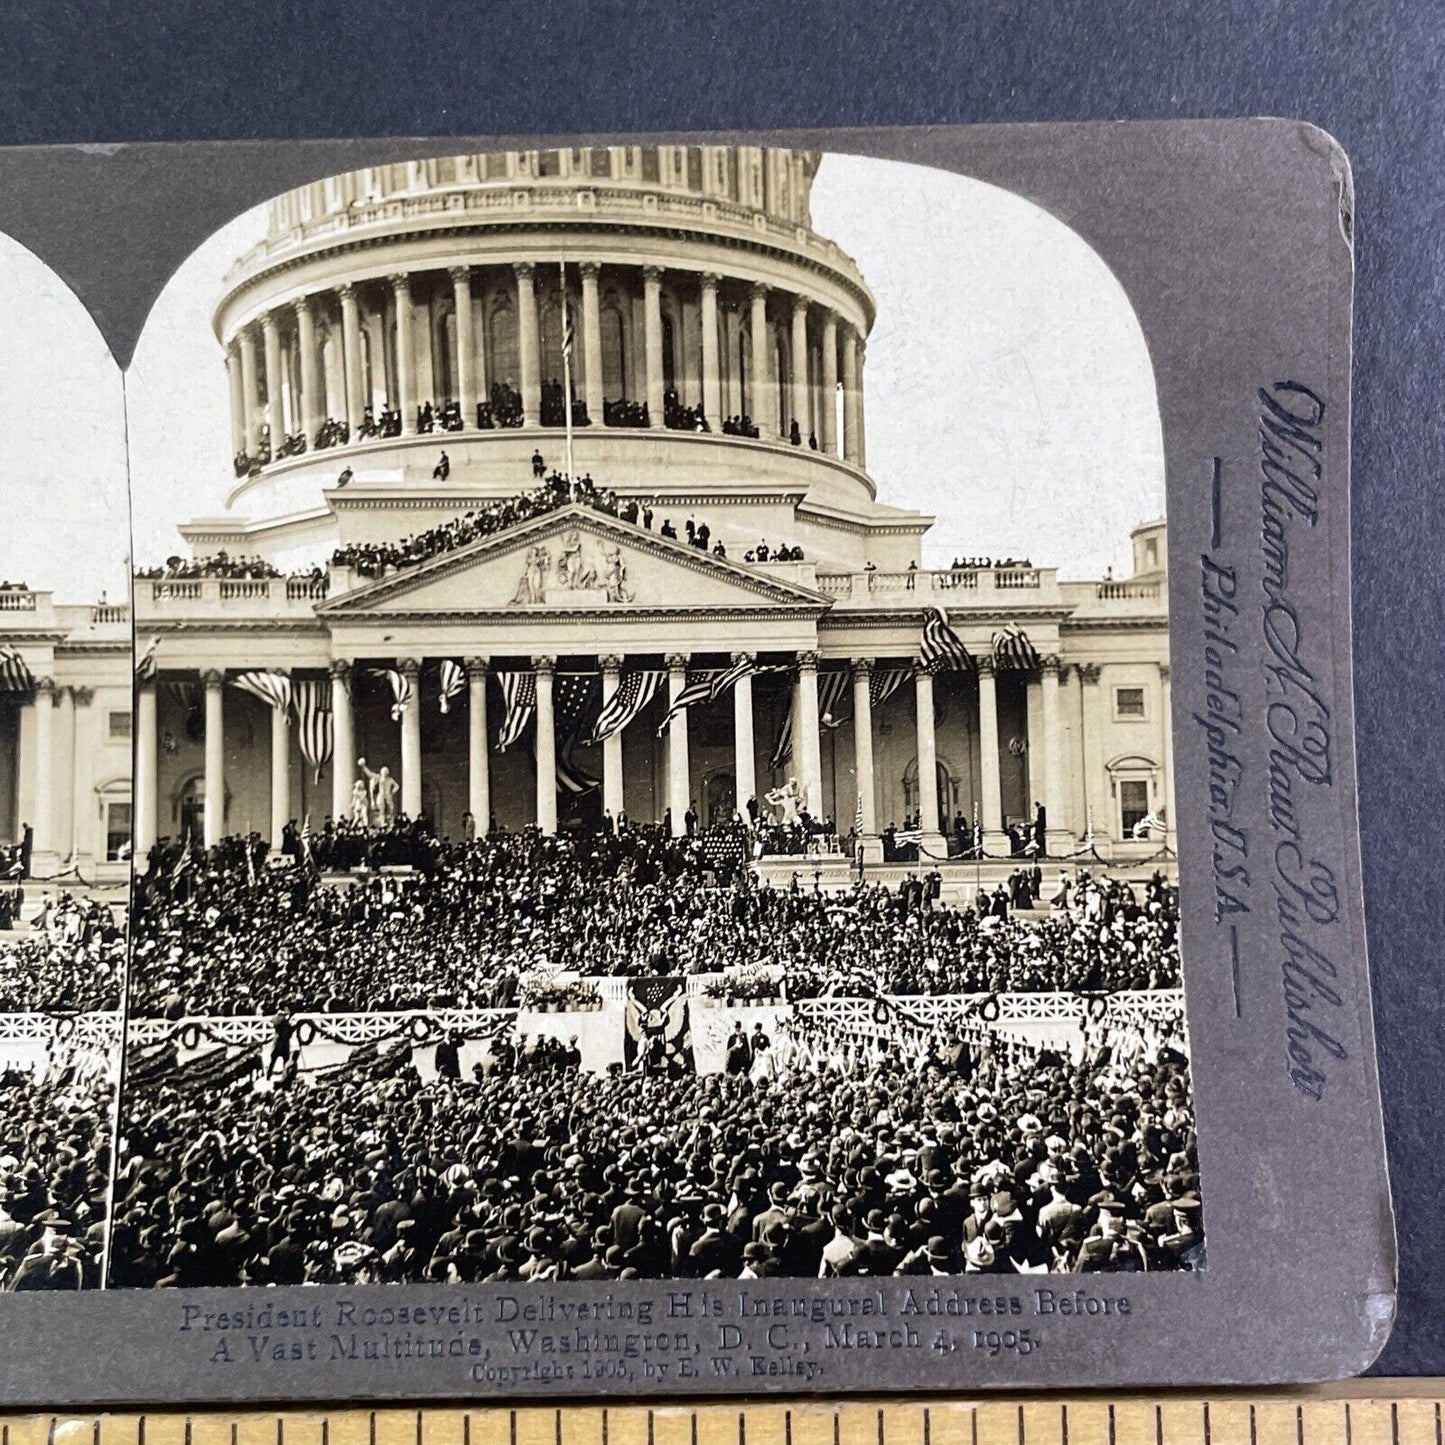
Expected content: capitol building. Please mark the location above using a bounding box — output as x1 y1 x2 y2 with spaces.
7 145 1175 875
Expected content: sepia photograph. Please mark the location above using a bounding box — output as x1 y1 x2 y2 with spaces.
107 143 1201 1290
0 231 132 1290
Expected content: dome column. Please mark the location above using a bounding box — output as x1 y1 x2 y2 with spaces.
238 325 262 451
390 274 416 436
225 346 246 458
643 266 666 429
514 262 540 428
700 273 722 427
842 323 863 465
261 311 284 446
450 266 477 429
533 655 557 834
790 296 810 441
821 311 839 455
748 283 771 435
580 262 605 427
339 284 365 435
294 298 322 445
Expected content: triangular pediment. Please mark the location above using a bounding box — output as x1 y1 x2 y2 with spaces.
318 505 832 617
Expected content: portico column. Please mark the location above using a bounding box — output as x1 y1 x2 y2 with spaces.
202 668 225 848
339 284 365 434
599 654 625 823
1041 655 1067 853
748 284 770 433
390 275 416 435
851 659 878 850
533 656 558 834
700 273 722 426
665 653 691 837
580 262 605 425
1159 663 1175 848
329 661 355 822
732 652 756 820
269 674 291 851
295 298 322 443
466 657 491 834
643 266 666 428
977 657 1005 849
399 657 422 819
30 678 55 869
820 312 839 455
450 267 477 426
261 311 284 443
913 667 945 852
842 325 862 464
796 651 823 821
238 327 262 451
790 296 810 439
135 679 158 857
514 263 540 428
226 347 246 457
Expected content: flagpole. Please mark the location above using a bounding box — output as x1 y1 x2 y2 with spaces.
560 257 576 497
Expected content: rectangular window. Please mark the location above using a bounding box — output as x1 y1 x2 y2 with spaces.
105 801 132 862
1114 685 1146 719
108 709 132 741
1119 780 1150 838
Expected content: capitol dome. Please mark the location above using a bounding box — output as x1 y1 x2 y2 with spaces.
207 145 904 572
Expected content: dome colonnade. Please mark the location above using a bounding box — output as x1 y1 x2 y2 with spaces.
218 146 872 476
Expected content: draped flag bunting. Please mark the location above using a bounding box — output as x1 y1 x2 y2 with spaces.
592 669 665 743
436 659 465 714
992 622 1041 671
231 670 293 712
292 679 333 783
770 666 852 772
624 977 694 1076
554 671 601 748
496 670 536 751
869 664 912 710
0 648 35 694
134 636 159 684
556 751 602 796
371 667 411 722
656 672 716 736
919 606 976 674
708 654 757 701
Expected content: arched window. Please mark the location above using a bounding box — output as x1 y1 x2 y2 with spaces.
902 757 957 829
488 299 519 391
600 305 626 399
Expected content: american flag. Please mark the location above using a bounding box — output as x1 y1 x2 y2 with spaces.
556 751 601 796
292 679 333 783
134 636 159 683
991 622 1041 671
869 664 911 710
919 607 976 674
854 789 865 837
553 670 601 747
496 669 536 751
769 666 850 771
170 833 192 882
707 654 757 701
592 669 664 744
231 670 292 712
370 666 412 721
0 648 34 694
436 659 465 714
300 813 314 870
656 671 715 736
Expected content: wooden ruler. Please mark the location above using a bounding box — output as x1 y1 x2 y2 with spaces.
2 1386 1442 1445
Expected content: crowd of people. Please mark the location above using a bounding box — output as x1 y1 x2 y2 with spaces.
133 552 283 581
947 555 1034 572
0 893 124 1013
128 820 1179 1018
0 1069 113 1289
106 1035 1199 1286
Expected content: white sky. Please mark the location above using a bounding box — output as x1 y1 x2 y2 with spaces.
0 235 130 603
20 151 1168 594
